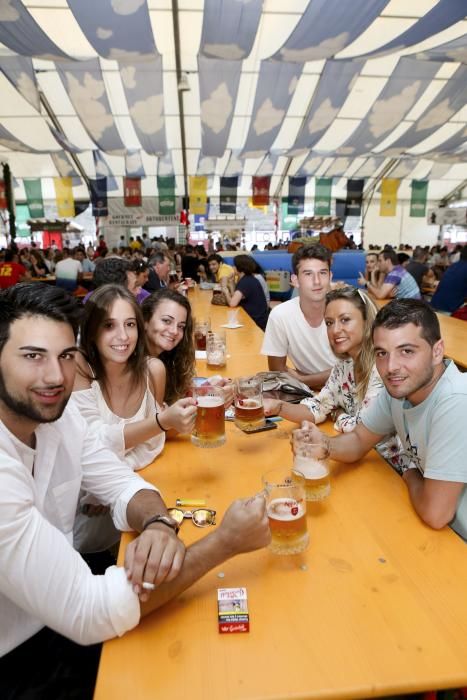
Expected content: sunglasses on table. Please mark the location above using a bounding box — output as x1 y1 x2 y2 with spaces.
168 507 217 528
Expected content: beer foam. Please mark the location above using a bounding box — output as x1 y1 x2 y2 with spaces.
294 456 328 478
197 395 224 408
268 497 305 520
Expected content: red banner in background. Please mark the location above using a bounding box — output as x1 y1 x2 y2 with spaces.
252 176 270 206
124 177 142 207
0 180 7 209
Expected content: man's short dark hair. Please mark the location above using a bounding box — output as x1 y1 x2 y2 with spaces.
372 298 441 347
233 254 255 275
291 243 332 275
4 249 15 263
92 257 131 288
148 252 167 267
379 249 398 266
0 283 82 354
207 254 223 265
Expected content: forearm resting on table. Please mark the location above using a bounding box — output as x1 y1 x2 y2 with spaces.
326 424 380 463
402 470 462 530
140 529 231 616
277 401 315 423
126 489 170 532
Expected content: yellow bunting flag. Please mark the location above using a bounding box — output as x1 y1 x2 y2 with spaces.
53 177 75 217
189 176 208 215
379 178 400 217
247 197 268 214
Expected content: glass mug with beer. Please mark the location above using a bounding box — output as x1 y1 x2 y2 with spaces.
234 376 265 432
262 468 309 555
206 330 227 368
191 383 225 448
193 317 211 352
292 428 331 501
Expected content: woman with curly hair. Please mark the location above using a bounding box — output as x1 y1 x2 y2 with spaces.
263 286 412 473
142 288 196 404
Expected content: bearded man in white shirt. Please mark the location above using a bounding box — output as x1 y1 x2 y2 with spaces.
0 284 270 698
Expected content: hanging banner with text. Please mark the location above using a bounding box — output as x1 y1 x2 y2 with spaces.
220 176 238 214
157 175 176 215
287 176 306 215
101 197 180 227
123 177 142 207
90 178 108 217
252 176 270 206
410 180 428 217
53 177 74 217
345 179 364 217
314 177 332 215
24 178 44 218
190 176 208 215
380 179 400 217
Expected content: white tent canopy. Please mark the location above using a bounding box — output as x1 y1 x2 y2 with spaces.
0 0 466 207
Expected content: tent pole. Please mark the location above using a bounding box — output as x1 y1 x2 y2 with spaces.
172 0 189 204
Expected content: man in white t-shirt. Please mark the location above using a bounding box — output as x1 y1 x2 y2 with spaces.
0 284 270 697
55 248 83 291
261 243 335 389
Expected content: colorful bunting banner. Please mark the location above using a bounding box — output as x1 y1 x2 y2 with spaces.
220 176 238 214
287 176 306 215
380 179 400 217
89 178 108 217
252 176 270 207
0 180 6 210
410 180 428 218
23 178 44 218
345 179 364 217
157 176 176 215
314 178 332 215
53 177 74 217
123 177 142 207
189 176 208 215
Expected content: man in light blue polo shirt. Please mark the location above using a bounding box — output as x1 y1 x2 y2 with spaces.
301 299 467 540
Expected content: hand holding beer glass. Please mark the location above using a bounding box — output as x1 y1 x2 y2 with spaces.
292 427 331 501
191 383 226 448
262 468 308 555
234 376 265 432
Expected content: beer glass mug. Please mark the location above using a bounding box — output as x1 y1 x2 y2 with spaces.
206 330 226 368
262 468 309 555
194 317 211 351
292 428 330 502
191 384 226 448
234 376 265 432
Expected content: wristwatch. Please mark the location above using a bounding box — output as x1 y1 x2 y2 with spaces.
142 514 180 535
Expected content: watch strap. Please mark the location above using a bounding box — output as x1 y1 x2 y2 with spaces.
142 514 179 535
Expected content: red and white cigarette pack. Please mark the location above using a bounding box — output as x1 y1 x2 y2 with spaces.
217 587 249 634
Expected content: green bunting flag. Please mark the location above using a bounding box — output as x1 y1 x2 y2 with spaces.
410 180 428 217
157 175 176 215
314 178 332 215
24 178 44 218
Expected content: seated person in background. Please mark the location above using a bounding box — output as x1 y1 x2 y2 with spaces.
76 247 95 274
261 243 336 389
85 256 149 304
142 289 196 405
206 254 235 285
144 252 175 292
0 283 270 697
71 285 198 554
0 249 30 288
252 260 270 304
181 244 201 282
431 245 467 314
406 247 429 291
264 286 411 472
302 299 467 539
221 254 270 331
363 252 383 288
29 249 48 277
55 247 84 292
360 249 421 300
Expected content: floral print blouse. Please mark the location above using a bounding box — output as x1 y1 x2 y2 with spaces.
301 359 413 473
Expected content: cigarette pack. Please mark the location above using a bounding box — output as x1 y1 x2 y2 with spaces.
217 587 249 634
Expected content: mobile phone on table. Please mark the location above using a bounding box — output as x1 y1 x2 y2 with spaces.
241 419 278 434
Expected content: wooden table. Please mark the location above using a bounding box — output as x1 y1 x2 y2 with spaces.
370 294 467 370
94 290 467 700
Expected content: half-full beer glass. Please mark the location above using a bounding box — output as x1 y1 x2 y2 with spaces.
193 317 211 351
191 384 225 448
234 376 265 432
292 428 330 501
262 468 309 555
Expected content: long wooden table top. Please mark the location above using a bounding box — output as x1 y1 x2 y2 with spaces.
94 290 467 700
370 294 467 369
